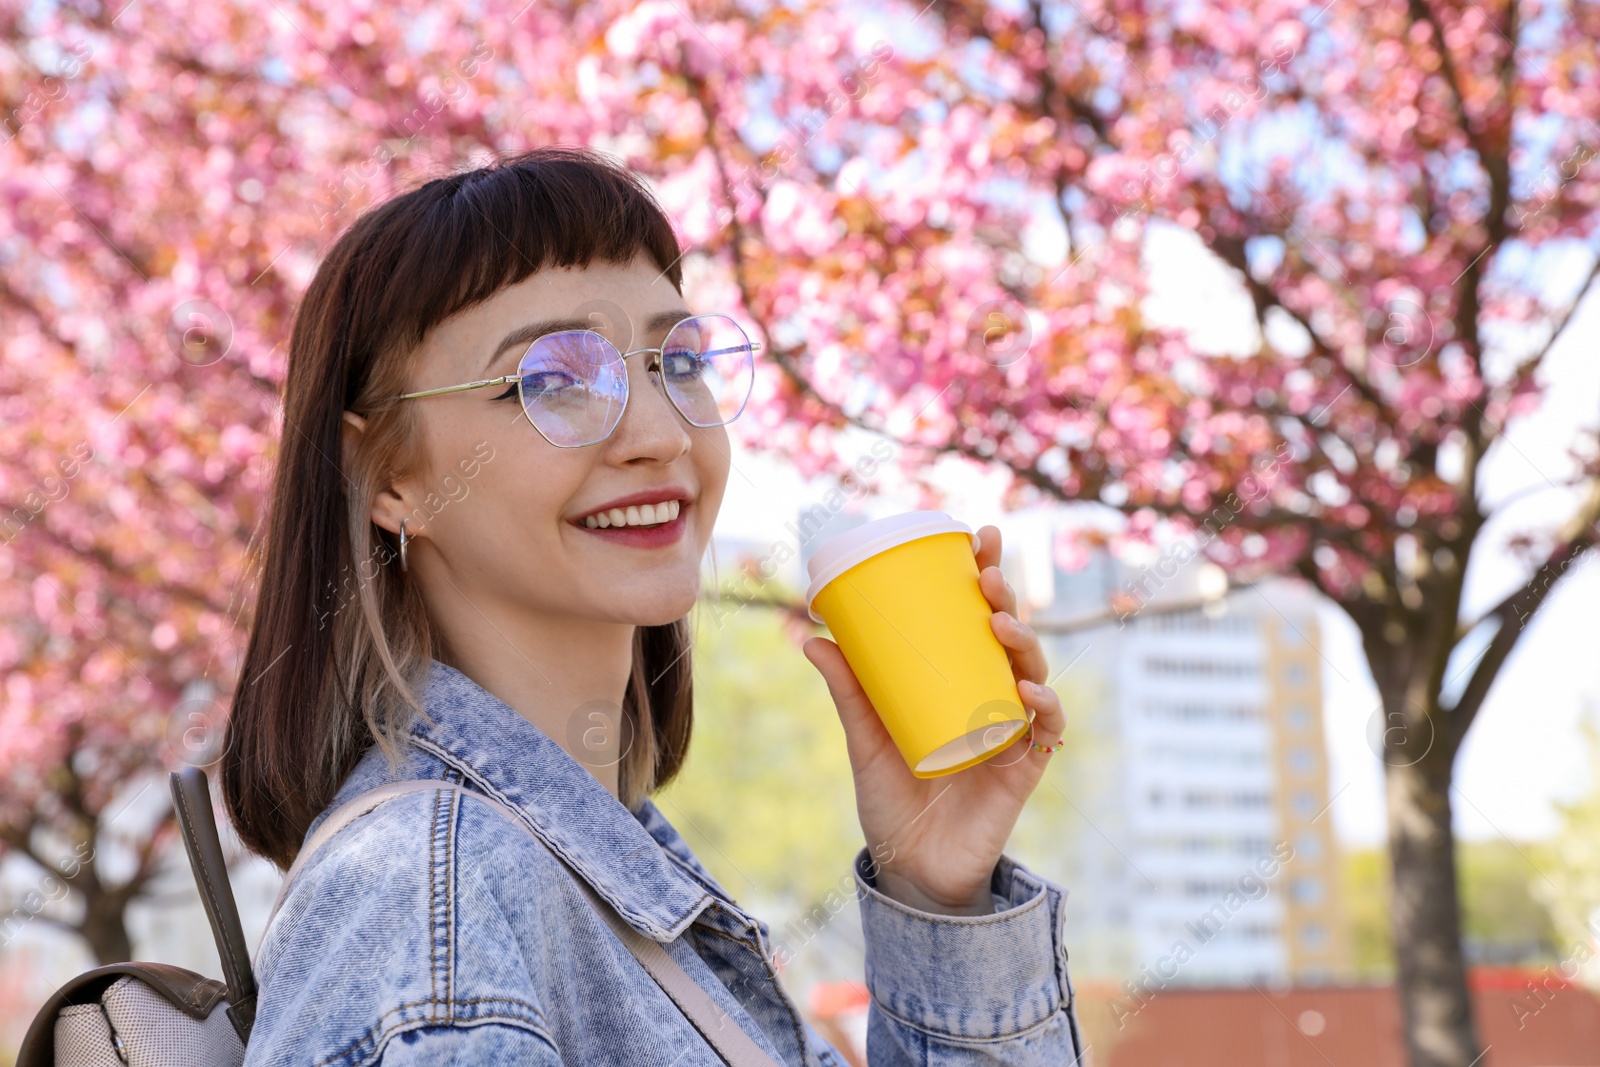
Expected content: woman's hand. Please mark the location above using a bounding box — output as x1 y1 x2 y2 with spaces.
802 524 1066 916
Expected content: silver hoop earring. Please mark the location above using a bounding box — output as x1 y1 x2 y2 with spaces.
398 520 410 573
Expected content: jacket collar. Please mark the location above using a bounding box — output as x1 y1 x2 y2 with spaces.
342 659 724 943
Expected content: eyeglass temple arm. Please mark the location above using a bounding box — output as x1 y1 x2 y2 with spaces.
704 342 763 357
614 341 763 360
398 374 520 401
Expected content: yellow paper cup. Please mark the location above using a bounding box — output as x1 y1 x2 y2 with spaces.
804 511 1031 777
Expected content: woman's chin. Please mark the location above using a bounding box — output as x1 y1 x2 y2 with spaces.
612 586 701 627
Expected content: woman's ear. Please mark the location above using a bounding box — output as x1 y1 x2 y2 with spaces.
342 410 415 538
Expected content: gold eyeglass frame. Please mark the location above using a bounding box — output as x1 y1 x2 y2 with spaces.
394 314 761 448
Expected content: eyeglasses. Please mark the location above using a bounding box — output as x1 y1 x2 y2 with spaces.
396 313 760 448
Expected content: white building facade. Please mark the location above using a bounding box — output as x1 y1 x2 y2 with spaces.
1033 545 1348 987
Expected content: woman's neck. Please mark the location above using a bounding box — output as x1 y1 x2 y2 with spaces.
433 610 636 800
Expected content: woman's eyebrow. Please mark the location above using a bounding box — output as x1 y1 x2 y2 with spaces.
482 317 592 373
645 308 694 335
482 309 694 372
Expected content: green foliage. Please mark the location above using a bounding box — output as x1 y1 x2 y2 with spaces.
1341 846 1396 980
1536 707 1600 983
1003 663 1103 883
654 598 862 910
1459 840 1560 965
1340 838 1561 979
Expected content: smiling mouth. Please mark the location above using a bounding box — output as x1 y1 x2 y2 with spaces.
578 499 683 529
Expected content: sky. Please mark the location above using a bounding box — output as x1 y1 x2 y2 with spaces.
710 222 1600 850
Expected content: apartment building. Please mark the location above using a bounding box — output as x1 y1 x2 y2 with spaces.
1035 546 1349 986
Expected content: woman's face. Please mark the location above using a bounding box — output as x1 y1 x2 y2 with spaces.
370 252 730 631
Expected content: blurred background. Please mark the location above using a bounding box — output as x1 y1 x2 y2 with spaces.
2 1 1598 1065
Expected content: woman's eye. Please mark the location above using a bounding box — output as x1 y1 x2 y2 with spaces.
663 351 704 379
499 372 581 399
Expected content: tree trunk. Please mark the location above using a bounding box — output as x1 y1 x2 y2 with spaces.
77 893 133 965
1384 736 1481 1067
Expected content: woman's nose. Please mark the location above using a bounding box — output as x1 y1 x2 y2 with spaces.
609 354 692 457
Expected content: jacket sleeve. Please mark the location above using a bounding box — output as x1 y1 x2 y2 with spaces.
800 1017 873 1067
851 848 1086 1066
376 1023 565 1065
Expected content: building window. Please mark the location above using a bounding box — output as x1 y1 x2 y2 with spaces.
1144 701 1262 721
1301 922 1326 948
1175 790 1272 809
1293 790 1318 816
1287 704 1311 731
1294 833 1322 861
1289 746 1315 774
1285 663 1309 687
1144 657 1258 677
1291 878 1324 905
1143 742 1269 766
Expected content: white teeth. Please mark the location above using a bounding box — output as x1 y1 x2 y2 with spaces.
583 499 685 529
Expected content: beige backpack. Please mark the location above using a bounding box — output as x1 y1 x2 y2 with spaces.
15 767 253 1067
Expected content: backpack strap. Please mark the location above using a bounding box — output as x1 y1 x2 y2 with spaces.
261 779 451 936
169 767 257 1044
265 779 784 1067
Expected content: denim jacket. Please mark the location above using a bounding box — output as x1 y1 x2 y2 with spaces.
244 660 1085 1066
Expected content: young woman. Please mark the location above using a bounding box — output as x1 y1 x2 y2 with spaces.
223 145 1083 1066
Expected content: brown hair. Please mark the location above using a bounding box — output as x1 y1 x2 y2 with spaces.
222 146 695 871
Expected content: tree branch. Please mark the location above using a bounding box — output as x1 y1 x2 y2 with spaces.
111 811 177 907
1502 254 1600 394
1446 479 1600 745
0 500 233 616
0 818 76 885
1030 579 1268 634
703 574 1267 635
19 910 82 938
1405 0 1515 390
1404 0 1512 234
1207 230 1390 419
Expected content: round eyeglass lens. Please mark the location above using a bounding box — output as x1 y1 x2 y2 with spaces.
516 331 627 447
659 315 755 427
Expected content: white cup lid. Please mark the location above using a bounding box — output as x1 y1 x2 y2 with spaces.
803 510 977 623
